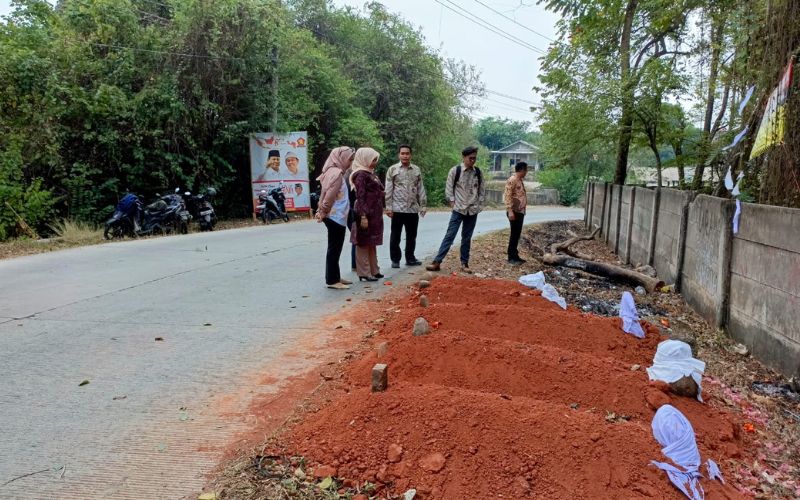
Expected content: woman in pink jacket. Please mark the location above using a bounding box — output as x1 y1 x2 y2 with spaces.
316 146 356 289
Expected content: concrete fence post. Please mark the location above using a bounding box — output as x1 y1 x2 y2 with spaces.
674 191 695 292
717 199 735 329
647 188 661 267
624 187 636 264
604 183 613 244
583 182 589 228
599 182 609 238
614 185 623 254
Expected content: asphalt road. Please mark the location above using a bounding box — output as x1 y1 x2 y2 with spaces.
0 207 582 499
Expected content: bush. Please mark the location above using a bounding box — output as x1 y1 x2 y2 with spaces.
537 168 586 206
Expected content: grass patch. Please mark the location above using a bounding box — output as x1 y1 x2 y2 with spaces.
0 219 105 260
48 219 104 245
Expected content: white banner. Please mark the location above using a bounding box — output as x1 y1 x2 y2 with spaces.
249 131 310 212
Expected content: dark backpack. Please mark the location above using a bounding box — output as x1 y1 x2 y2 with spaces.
452 165 482 193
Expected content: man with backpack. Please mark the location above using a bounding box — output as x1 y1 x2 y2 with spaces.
426 146 486 274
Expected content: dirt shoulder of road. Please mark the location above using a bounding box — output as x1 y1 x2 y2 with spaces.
0 215 311 261
205 221 799 499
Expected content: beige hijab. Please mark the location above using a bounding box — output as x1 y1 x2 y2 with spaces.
349 147 380 189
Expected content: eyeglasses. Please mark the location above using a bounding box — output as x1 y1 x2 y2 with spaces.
467 156 477 161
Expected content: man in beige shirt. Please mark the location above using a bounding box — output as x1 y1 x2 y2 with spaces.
504 161 528 265
385 144 427 268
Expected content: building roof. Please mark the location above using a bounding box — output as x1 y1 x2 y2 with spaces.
491 140 539 155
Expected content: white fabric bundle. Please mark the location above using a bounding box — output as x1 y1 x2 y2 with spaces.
651 405 724 499
647 340 706 401
518 272 546 290
518 272 567 310
619 291 645 338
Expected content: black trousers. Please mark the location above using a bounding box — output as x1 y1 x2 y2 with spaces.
507 211 525 260
389 212 420 263
323 218 346 285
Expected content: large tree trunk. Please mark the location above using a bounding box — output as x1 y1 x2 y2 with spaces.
692 13 725 189
614 0 639 186
650 139 663 188
674 142 685 188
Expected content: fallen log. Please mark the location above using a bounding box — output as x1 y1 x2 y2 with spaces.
542 253 665 293
549 227 600 259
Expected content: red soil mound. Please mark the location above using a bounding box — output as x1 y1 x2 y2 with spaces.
287 277 750 499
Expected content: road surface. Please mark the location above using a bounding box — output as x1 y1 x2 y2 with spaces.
0 207 582 499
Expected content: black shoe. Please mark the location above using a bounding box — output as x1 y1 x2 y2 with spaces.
406 259 422 266
508 258 526 265
359 276 379 282
391 262 400 268
373 273 385 279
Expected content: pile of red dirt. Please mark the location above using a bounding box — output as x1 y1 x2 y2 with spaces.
286 277 751 498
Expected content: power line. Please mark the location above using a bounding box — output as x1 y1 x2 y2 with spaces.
439 0 546 54
433 0 546 55
482 96 534 113
471 0 557 43
485 89 540 105
55 36 245 62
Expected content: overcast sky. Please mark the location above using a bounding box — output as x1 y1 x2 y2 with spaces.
331 0 560 127
0 0 561 127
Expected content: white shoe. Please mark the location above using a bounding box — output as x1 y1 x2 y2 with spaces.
327 282 350 290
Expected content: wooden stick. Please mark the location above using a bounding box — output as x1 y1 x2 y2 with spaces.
4 201 39 239
549 227 600 260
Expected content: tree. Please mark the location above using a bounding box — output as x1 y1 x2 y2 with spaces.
538 0 697 184
0 0 477 237
474 117 532 151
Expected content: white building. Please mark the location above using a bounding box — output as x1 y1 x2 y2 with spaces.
490 140 541 176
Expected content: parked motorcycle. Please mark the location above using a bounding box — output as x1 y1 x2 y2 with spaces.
104 193 142 239
140 190 187 235
257 185 290 224
185 187 217 231
310 186 320 213
104 189 188 239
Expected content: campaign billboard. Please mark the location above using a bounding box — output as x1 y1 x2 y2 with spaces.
249 131 310 212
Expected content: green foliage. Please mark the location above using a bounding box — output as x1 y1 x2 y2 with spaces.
537 168 585 206
474 117 534 151
0 0 476 238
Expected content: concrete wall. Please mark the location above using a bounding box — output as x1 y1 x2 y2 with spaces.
590 183 605 230
585 183 800 378
619 186 634 261
629 188 654 267
681 195 731 327
653 189 693 286
607 184 621 249
485 188 561 206
728 202 800 378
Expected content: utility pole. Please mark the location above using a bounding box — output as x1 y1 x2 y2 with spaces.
271 0 281 132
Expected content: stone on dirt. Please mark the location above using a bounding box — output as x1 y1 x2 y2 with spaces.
387 443 403 463
372 364 388 392
419 295 429 307
635 265 657 277
419 452 446 473
418 280 431 289
313 465 337 478
732 343 749 356
413 317 430 336
669 375 699 398
376 341 389 358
